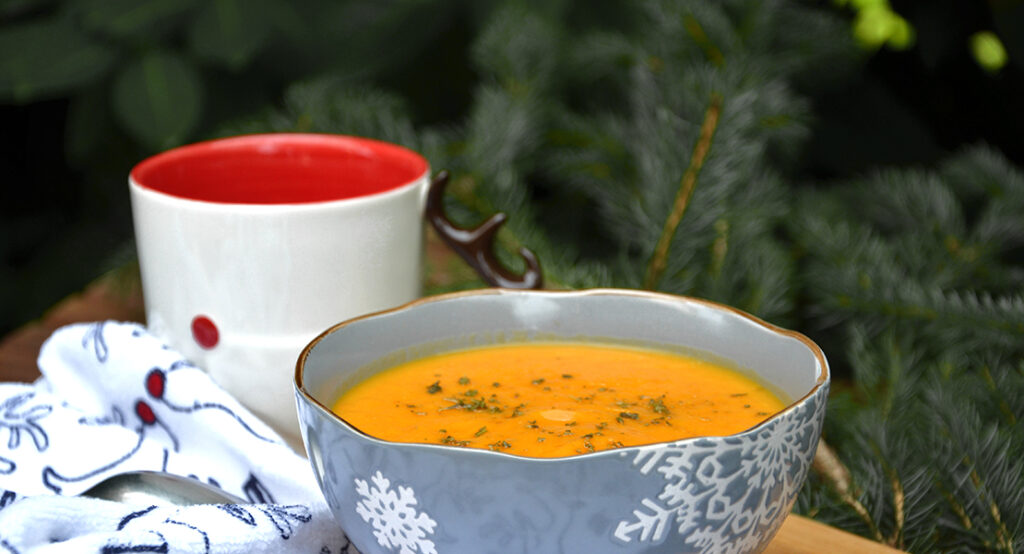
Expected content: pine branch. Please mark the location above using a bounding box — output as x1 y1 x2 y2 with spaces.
820 279 1024 355
644 92 722 289
812 440 884 542
682 13 725 66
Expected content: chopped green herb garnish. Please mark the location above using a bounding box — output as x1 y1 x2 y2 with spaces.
441 435 469 447
475 426 488 437
442 396 496 412
649 396 670 415
464 389 478 397
531 378 545 385
427 381 442 394
562 374 573 379
458 376 470 385
617 411 640 424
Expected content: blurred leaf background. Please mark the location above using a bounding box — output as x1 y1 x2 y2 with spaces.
1 0 482 334
2 1 1024 549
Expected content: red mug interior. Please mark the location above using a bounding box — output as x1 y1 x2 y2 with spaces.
130 134 429 204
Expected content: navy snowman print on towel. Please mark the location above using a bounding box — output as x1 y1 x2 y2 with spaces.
139 363 276 453
100 503 316 553
40 322 279 501
0 391 53 484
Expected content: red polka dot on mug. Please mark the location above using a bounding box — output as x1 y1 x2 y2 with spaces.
191 316 219 349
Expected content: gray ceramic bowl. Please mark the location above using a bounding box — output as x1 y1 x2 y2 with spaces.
295 289 829 554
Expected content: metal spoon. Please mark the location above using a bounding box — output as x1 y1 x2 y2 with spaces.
80 470 244 506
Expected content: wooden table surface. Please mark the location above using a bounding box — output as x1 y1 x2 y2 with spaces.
0 271 902 553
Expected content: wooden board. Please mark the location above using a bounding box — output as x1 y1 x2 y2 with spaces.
767 514 902 553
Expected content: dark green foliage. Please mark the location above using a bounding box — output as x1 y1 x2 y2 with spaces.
791 150 1024 551
791 147 1024 360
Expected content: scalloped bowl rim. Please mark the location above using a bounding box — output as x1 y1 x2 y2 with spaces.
294 287 830 463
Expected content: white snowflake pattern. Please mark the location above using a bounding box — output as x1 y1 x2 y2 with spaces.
613 390 828 553
354 470 438 554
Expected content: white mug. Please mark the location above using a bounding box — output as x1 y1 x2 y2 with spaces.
129 134 435 447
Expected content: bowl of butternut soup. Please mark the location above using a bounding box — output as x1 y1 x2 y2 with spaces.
295 289 830 554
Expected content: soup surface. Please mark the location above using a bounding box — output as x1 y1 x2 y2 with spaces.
331 342 786 458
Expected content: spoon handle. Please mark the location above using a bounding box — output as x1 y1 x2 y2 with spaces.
81 471 245 506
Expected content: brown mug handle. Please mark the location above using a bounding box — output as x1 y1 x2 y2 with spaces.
426 171 543 289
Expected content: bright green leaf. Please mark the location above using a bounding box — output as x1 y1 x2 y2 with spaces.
852 5 897 49
886 15 915 50
970 31 1008 73
848 0 889 9
188 0 276 70
75 0 201 39
112 51 203 151
0 17 116 102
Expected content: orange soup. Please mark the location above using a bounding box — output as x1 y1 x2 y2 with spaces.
331 342 786 458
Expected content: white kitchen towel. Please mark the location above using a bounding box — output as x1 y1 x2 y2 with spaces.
0 321 357 553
